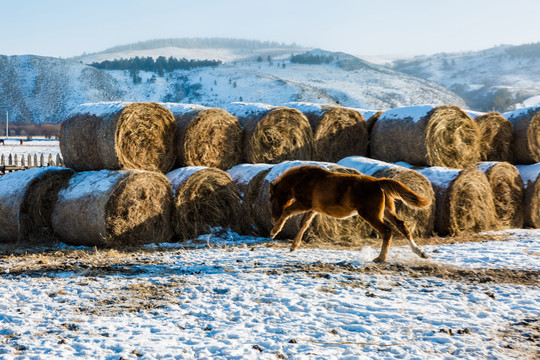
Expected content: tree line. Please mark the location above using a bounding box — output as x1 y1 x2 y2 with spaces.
5 122 60 139
290 53 335 65
90 56 222 76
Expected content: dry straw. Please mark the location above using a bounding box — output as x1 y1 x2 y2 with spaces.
467 111 513 162
164 104 243 170
287 102 368 162
476 162 524 229
516 163 540 228
370 105 481 168
60 102 177 173
338 156 436 238
52 170 174 247
167 167 248 240
418 167 498 236
504 106 540 164
228 163 274 235
226 102 314 164
0 167 74 243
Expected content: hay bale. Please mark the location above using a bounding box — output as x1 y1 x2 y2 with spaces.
418 167 498 236
60 102 177 172
167 167 248 240
338 156 436 238
467 111 513 162
52 170 174 247
0 167 74 243
503 106 540 164
228 163 274 235
225 102 314 163
476 162 525 229
286 102 368 162
163 103 243 170
370 105 481 168
516 163 540 228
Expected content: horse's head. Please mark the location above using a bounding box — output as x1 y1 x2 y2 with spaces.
269 180 292 224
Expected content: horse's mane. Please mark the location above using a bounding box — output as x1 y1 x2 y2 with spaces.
271 165 330 186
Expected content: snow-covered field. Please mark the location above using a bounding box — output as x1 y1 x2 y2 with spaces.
0 229 538 360
1 141 538 359
0 139 61 164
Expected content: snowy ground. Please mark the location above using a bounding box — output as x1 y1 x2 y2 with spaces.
0 229 538 359
0 139 61 165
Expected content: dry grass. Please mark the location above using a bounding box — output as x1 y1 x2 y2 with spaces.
60 102 177 173
170 106 243 169
52 170 174 247
371 106 481 168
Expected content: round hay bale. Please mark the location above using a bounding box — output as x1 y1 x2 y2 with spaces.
225 102 314 164
52 170 174 247
228 163 274 235
516 163 540 228
0 167 74 243
370 105 481 168
417 167 498 236
503 106 540 164
286 102 368 162
338 156 436 238
163 103 243 170
476 162 525 229
467 111 513 162
167 167 249 240
60 102 177 173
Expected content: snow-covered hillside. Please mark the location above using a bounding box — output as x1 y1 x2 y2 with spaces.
392 43 540 111
0 55 121 124
0 47 464 124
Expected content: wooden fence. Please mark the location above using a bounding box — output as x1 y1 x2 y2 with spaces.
0 153 63 174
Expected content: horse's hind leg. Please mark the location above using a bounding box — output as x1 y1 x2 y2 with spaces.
384 207 428 259
291 211 316 251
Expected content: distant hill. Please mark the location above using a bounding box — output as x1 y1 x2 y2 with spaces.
1 39 466 124
391 42 540 112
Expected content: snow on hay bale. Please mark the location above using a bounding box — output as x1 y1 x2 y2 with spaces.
228 163 274 235
475 162 525 229
167 167 248 240
417 167 498 236
246 160 372 246
163 103 243 170
286 102 368 162
467 111 513 162
370 105 481 168
0 167 74 243
516 163 540 228
225 102 314 164
503 106 540 164
52 170 174 247
338 156 436 238
60 102 177 173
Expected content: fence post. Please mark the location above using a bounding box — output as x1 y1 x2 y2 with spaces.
1 154 4 166
48 154 53 166
40 154 44 167
14 154 18 166
56 154 63 167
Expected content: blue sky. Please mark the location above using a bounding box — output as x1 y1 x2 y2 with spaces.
2 0 540 58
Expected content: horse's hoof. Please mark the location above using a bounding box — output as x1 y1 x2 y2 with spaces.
372 257 386 263
421 252 429 259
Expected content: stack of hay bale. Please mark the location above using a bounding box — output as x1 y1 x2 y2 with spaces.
2 98 537 248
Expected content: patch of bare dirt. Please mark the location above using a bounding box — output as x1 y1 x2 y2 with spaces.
264 261 539 286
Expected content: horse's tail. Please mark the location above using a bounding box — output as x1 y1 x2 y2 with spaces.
377 178 430 208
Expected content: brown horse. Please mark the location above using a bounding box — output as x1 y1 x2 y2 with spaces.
269 165 431 262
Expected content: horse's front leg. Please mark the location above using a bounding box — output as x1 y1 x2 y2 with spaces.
270 201 311 239
291 211 316 251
